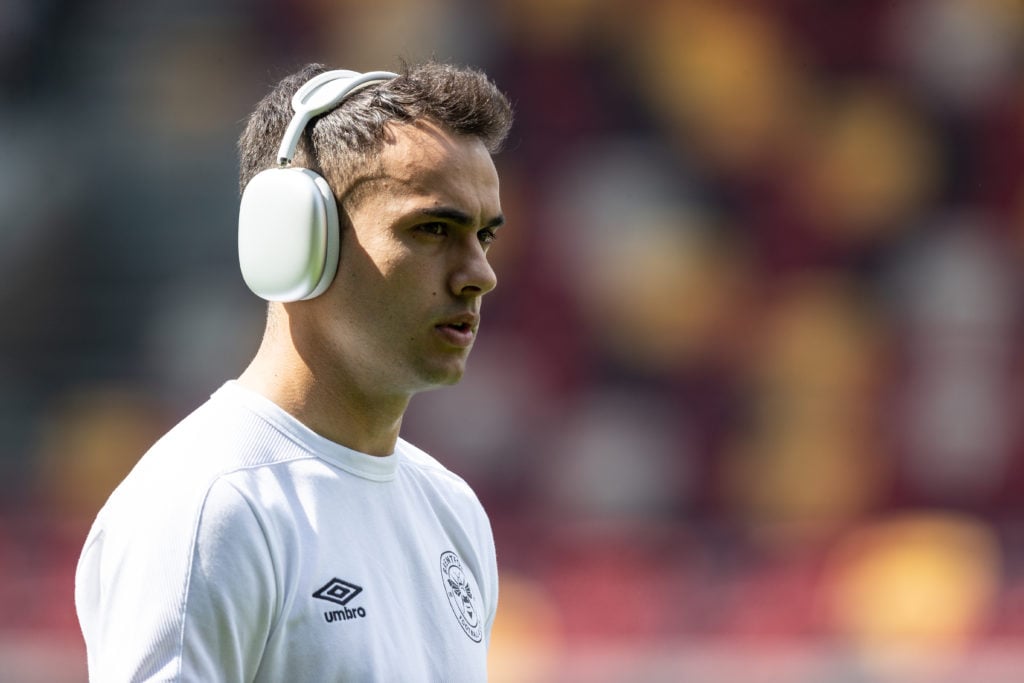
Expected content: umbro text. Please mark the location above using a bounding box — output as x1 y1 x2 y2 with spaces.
324 606 367 623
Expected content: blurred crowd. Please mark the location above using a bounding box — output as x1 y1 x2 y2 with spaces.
2 0 1024 680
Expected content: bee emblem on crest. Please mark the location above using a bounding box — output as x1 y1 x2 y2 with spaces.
440 551 483 642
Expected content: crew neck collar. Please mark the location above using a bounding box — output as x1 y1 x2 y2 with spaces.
216 380 400 482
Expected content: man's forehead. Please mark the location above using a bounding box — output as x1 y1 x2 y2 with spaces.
335 118 500 220
366 125 498 197
380 119 490 178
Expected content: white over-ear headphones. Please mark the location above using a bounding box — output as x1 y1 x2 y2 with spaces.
238 69 398 301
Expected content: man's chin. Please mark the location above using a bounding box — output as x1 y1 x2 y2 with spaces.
432 368 466 387
411 361 467 391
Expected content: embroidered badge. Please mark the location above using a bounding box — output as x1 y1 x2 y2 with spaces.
440 551 483 642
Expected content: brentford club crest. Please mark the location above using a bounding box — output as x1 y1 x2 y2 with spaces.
440 551 483 643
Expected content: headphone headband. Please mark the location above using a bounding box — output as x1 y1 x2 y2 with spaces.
276 69 399 165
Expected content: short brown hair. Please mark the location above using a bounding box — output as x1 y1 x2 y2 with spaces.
237 61 513 205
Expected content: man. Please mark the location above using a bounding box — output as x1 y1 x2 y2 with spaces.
74 61 513 681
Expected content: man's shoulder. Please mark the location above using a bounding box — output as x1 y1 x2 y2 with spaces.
395 439 483 502
156 382 317 466
395 438 456 477
100 384 314 514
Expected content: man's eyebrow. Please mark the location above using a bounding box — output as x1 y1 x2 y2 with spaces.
417 207 505 230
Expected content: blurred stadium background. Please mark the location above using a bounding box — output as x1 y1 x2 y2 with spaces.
3 0 1024 681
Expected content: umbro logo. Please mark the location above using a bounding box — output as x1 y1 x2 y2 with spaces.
313 578 367 623
313 578 363 606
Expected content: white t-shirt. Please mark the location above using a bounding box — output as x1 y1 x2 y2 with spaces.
75 381 498 682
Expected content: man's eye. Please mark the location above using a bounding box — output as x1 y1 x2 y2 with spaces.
417 222 448 237
478 228 498 245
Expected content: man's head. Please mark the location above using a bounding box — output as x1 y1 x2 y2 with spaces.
239 62 513 400
238 61 513 212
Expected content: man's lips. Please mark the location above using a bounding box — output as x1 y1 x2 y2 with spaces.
434 313 479 348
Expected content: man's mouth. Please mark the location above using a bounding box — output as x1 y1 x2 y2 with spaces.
435 314 478 348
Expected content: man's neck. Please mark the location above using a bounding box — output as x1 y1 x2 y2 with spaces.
237 343 409 457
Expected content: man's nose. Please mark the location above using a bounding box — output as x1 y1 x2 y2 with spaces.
450 240 497 297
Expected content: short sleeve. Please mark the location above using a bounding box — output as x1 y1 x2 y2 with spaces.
75 476 278 682
179 478 278 682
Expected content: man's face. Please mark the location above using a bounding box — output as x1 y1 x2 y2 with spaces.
296 120 503 398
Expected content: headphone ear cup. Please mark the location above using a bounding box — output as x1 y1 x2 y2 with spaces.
238 168 340 301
